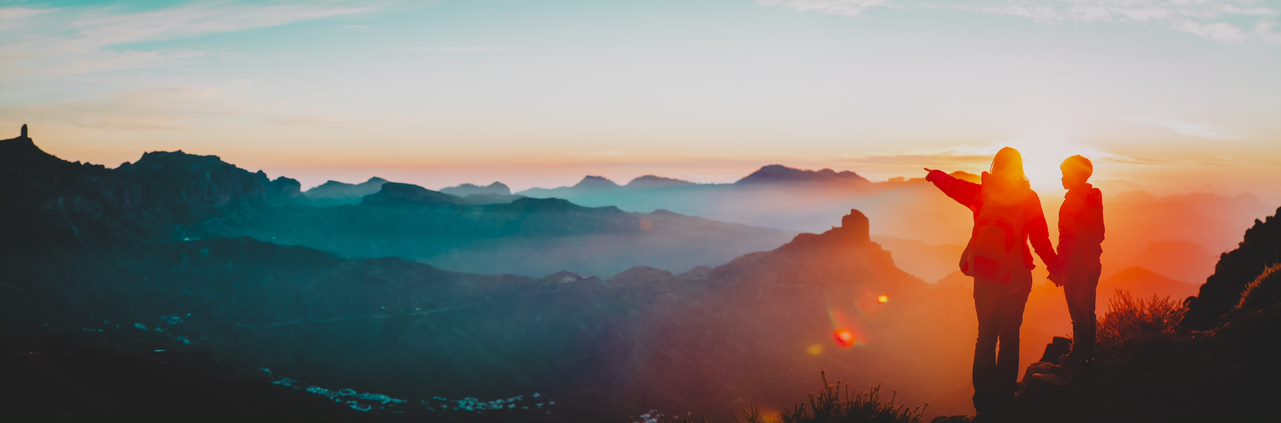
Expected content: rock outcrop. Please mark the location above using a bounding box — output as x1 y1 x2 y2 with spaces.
1183 206 1281 329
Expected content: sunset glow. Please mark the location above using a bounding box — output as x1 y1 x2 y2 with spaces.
4 1 1280 421
0 1 1277 201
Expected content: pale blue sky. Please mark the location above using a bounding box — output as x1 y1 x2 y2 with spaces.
2 0 1279 197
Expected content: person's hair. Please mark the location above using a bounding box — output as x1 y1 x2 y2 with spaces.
1061 155 1093 181
989 147 1028 184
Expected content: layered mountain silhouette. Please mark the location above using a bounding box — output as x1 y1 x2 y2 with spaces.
0 130 966 419
5 126 1279 422
303 177 389 205
516 166 969 273
1102 191 1270 280
0 132 791 277
207 183 792 276
519 164 871 204
0 153 970 420
515 166 1271 286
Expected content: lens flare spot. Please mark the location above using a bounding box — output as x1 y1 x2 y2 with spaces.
833 329 856 348
877 295 890 304
757 408 783 423
806 344 824 356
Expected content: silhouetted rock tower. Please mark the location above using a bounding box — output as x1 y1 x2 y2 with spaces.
841 209 870 243
20 123 28 139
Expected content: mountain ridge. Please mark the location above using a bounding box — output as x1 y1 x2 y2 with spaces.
735 164 870 186
0 129 795 277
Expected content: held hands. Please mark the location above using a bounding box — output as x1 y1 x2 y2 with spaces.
1046 257 1064 287
1047 270 1064 287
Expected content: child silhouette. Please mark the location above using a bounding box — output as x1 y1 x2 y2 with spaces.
1051 155 1105 366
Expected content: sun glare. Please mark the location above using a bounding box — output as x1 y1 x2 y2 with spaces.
833 329 856 348
938 135 1108 193
1003 139 1102 192
1017 146 1070 190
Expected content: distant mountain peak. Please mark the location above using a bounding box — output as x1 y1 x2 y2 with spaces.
315 180 352 189
304 177 390 203
361 182 458 207
441 181 511 197
626 175 694 189
313 177 387 190
736 164 868 185
608 266 675 285
135 149 223 165
574 175 619 189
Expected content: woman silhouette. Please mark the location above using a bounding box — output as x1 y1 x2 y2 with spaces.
925 147 1057 418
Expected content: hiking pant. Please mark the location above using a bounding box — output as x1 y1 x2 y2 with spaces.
972 271 1032 415
1064 261 1102 361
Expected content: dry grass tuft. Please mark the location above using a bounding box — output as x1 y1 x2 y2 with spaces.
1098 290 1186 346
742 372 924 423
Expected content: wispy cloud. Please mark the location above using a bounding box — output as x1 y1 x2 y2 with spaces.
0 2 377 78
1126 115 1241 140
63 4 374 48
756 0 1281 45
0 7 52 31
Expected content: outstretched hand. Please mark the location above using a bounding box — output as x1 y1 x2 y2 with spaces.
923 168 945 181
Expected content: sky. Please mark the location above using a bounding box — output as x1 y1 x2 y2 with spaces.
1 0 1279 199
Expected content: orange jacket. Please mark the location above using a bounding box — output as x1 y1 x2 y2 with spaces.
927 171 1057 274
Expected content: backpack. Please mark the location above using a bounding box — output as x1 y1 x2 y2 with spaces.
960 182 1029 282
